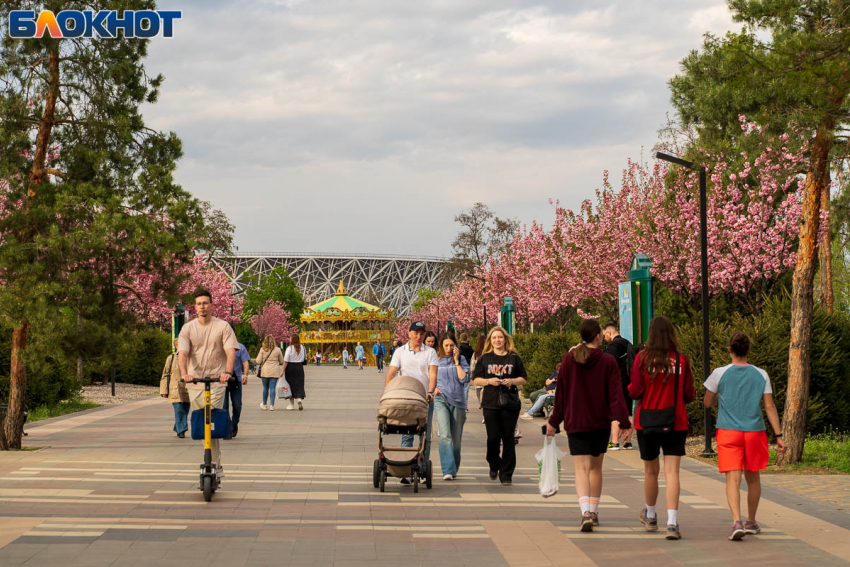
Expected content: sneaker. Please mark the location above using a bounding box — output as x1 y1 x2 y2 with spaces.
297 399 303 411
729 521 745 541
501 480 512 486
482 418 486 424
622 442 633 450
177 431 185 438
666 525 681 540
519 413 534 420
286 402 294 410
259 403 267 410
443 474 453 481
639 508 658 531
489 470 498 480
399 478 411 485
269 405 275 411
744 520 760 534
215 466 224 479
590 512 599 526
607 442 620 450
580 513 594 532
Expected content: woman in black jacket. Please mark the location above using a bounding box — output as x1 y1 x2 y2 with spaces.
472 326 527 485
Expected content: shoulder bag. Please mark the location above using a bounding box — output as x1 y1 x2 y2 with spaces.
165 353 176 396
638 353 680 433
496 354 522 411
257 349 273 379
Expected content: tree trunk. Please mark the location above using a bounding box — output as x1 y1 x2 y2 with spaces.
818 169 834 314
778 123 832 465
4 324 29 449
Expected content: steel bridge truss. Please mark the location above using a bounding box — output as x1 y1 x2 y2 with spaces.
212 253 448 316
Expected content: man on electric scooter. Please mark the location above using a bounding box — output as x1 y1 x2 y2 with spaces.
178 288 239 479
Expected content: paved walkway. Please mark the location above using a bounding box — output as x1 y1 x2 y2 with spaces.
1 366 849 567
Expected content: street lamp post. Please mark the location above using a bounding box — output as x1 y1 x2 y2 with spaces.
465 273 487 333
655 151 714 456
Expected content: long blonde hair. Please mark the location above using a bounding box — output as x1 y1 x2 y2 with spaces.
262 335 276 352
483 326 517 355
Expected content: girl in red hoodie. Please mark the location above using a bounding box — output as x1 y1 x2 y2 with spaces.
547 319 631 532
628 316 695 541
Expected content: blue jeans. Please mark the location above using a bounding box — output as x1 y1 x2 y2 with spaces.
402 401 434 467
172 402 190 434
528 393 554 416
223 383 243 426
261 377 278 406
434 395 466 477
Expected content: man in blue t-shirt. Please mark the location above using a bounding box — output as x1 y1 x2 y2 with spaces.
223 340 251 439
704 332 785 541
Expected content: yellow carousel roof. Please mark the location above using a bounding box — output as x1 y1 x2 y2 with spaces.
301 281 392 322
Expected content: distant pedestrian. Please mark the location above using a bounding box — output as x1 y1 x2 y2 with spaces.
458 333 474 368
628 316 695 540
471 335 486 414
373 339 386 372
388 340 398 360
342 347 349 369
704 332 785 541
255 335 284 411
472 326 527 486
315 351 322 366
223 339 251 438
355 342 365 370
424 330 437 349
547 319 630 532
434 333 470 480
160 339 189 438
520 362 560 419
603 323 635 450
282 334 307 411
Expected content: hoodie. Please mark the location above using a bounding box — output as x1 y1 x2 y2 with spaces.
548 348 631 434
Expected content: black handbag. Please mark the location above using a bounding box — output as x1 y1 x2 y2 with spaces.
496 354 521 410
638 353 680 433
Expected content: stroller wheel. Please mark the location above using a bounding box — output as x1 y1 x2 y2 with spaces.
413 472 419 493
373 459 381 488
425 461 433 490
379 469 386 493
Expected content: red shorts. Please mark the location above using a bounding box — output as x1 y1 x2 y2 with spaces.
716 429 769 472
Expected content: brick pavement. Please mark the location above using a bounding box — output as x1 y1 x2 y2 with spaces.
1 366 848 566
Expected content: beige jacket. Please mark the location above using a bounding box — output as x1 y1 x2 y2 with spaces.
254 347 284 378
160 353 189 403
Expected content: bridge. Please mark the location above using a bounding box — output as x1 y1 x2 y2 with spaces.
212 252 449 316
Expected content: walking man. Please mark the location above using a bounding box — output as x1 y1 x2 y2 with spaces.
603 323 634 450
386 321 438 483
704 332 785 541
342 347 349 369
178 288 239 478
373 339 385 372
223 339 251 439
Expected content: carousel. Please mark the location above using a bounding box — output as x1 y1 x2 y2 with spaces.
300 280 394 366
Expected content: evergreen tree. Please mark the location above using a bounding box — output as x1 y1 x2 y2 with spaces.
669 0 850 462
0 1 210 448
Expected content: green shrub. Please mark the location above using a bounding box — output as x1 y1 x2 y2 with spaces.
115 327 173 386
514 332 578 395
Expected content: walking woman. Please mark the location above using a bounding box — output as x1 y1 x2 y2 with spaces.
472 326 526 485
255 335 284 411
282 334 307 410
355 342 365 370
547 319 631 532
628 316 695 540
471 335 486 415
424 331 437 349
160 339 190 437
434 333 470 480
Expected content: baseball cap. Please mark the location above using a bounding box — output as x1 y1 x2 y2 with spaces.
409 321 426 332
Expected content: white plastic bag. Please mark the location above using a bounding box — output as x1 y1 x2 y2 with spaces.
276 378 291 399
536 436 566 498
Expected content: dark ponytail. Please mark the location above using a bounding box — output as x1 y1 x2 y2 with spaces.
574 319 602 364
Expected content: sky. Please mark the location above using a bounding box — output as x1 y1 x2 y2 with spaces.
143 0 740 257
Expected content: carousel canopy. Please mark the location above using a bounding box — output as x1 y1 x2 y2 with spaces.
301 280 393 322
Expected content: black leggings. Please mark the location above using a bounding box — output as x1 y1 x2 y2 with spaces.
482 408 520 481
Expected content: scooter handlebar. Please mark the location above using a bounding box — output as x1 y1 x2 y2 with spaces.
180 377 238 387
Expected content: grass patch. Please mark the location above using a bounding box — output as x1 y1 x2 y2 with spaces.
27 397 100 423
768 431 850 474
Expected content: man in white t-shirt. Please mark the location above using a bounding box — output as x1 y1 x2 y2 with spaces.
386 321 438 482
178 288 239 478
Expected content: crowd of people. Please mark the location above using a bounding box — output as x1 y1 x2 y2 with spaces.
162 287 786 542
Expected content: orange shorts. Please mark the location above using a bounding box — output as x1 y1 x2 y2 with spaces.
716 429 769 472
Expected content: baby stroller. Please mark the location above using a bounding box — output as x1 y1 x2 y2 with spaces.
374 375 433 493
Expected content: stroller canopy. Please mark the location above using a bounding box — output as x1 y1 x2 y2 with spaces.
377 375 428 427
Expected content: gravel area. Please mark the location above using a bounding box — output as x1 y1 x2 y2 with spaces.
81 383 159 405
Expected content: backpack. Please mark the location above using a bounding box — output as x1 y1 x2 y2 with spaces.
621 340 641 382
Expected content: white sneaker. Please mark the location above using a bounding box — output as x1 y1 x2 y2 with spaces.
519 413 534 420
297 399 303 411
286 402 294 410
443 474 453 481
260 404 267 410
269 405 275 411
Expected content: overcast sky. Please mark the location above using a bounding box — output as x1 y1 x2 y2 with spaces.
143 0 739 257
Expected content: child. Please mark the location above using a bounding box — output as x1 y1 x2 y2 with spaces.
704 332 785 541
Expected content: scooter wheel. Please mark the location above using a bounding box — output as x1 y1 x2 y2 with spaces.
202 476 213 502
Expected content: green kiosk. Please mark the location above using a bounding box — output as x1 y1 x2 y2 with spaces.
500 297 515 335
618 254 653 344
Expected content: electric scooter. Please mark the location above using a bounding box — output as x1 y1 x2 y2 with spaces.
181 377 231 502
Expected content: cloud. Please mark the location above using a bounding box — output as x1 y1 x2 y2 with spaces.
143 0 736 256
